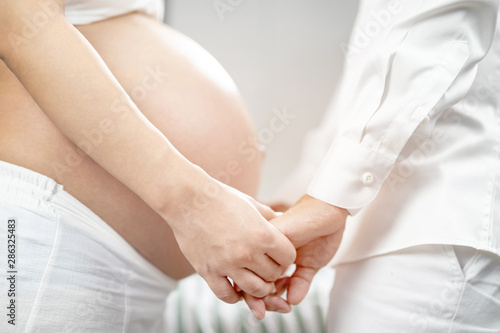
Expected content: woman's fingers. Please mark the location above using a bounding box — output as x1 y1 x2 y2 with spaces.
240 277 292 318
242 294 292 318
231 269 277 298
265 225 297 267
273 277 290 296
205 275 241 304
262 295 292 313
245 253 286 283
251 199 278 221
241 293 266 320
250 198 295 278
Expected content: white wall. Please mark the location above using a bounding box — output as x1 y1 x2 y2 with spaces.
166 0 358 200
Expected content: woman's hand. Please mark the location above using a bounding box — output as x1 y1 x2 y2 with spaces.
163 169 297 304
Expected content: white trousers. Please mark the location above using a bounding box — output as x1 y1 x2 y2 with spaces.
0 161 176 332
328 244 500 332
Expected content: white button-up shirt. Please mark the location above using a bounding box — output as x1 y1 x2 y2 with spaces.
274 0 500 265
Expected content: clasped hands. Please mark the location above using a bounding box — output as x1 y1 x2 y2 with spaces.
239 195 348 319
167 177 347 321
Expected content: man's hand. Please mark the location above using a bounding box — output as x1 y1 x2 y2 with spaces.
272 194 347 305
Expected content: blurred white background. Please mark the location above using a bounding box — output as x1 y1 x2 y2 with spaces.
166 0 358 200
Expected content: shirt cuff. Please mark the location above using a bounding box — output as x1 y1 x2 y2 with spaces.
307 135 395 215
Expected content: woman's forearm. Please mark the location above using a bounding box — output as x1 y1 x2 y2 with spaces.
0 7 199 218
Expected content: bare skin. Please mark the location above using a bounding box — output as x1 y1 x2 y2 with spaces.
244 196 348 319
0 13 266 280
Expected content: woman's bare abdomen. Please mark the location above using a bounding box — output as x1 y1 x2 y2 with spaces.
0 13 263 279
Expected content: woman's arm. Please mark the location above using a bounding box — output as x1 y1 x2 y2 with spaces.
0 0 295 303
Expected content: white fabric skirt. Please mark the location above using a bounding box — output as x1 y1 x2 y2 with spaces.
0 160 176 332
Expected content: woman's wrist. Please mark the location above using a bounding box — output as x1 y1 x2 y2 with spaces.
149 154 216 227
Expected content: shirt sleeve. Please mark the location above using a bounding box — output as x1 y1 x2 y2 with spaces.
307 0 500 213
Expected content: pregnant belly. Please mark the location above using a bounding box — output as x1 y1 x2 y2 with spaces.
0 13 263 279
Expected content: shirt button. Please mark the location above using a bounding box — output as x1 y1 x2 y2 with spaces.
362 172 374 185
421 116 430 125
